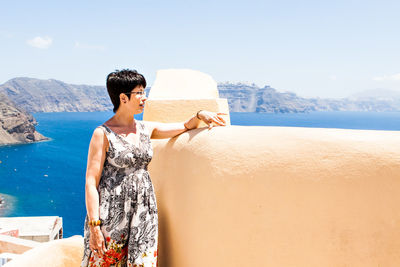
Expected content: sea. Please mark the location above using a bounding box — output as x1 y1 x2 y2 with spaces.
1 111 400 237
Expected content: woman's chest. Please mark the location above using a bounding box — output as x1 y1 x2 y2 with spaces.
106 137 153 169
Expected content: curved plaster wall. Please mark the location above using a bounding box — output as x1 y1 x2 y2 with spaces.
149 125 400 267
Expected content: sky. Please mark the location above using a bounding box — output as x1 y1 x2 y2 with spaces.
1 0 400 98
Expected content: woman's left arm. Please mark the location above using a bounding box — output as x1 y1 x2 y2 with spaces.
146 110 227 139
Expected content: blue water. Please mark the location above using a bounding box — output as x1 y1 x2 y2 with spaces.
1 111 400 237
230 111 400 130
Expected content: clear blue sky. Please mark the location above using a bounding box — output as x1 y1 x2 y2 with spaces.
1 0 399 98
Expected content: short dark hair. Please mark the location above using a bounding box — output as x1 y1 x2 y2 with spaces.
106 69 147 113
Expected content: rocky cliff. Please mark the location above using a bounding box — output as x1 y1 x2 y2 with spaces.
218 82 400 113
0 92 48 146
0 77 112 113
218 83 316 112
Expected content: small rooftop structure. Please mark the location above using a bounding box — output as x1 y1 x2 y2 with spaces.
144 69 231 125
0 216 62 243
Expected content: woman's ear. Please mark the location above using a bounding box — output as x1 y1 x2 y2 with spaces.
120 93 127 104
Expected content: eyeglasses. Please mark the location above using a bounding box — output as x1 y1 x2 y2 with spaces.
124 91 147 97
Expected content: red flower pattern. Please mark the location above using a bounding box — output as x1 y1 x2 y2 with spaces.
88 237 155 267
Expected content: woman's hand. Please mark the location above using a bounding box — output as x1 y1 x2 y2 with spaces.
89 226 107 258
197 110 227 129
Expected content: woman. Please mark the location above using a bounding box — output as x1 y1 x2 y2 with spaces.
81 69 226 267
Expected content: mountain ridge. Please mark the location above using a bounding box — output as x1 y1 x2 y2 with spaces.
0 77 112 113
218 82 400 113
1 77 400 114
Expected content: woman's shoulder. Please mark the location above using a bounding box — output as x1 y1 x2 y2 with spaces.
92 123 113 142
138 120 156 135
136 119 148 127
90 125 110 152
94 123 110 134
92 124 110 139
90 126 109 144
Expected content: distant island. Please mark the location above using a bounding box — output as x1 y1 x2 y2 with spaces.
1 77 400 145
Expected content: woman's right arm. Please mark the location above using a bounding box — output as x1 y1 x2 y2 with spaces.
85 127 108 256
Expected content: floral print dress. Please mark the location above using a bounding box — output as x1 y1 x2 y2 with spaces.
81 121 158 267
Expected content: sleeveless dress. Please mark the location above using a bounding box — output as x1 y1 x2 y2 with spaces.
81 121 158 267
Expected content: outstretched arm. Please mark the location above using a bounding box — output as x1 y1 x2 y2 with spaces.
146 110 227 139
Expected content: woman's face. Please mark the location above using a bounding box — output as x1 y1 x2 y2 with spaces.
121 85 147 114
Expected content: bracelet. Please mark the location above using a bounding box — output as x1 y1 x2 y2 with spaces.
196 110 203 119
88 219 101 227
